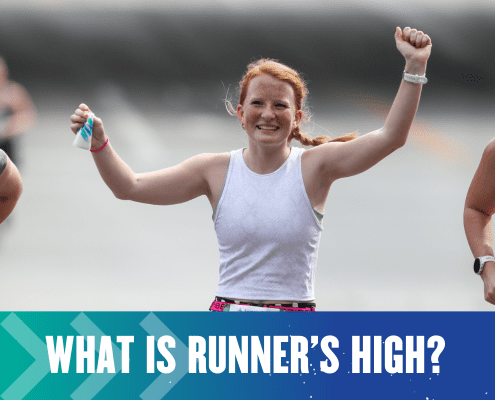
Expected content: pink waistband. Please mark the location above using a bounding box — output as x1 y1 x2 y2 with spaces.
210 300 316 312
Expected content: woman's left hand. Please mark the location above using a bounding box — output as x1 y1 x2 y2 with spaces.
395 26 432 65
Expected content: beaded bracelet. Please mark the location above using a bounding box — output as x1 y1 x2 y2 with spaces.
90 138 109 153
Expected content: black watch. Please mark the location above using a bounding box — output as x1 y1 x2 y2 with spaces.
474 256 495 275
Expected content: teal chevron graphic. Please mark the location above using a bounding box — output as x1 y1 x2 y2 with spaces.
139 313 189 400
1 313 50 400
69 313 122 400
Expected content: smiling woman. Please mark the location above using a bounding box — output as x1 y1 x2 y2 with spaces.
227 59 356 150
70 26 432 311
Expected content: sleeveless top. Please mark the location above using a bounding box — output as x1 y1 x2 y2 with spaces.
213 147 323 301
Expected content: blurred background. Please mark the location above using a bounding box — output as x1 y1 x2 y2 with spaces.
0 0 494 311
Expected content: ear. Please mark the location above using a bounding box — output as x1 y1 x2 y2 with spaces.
237 105 243 123
294 111 301 126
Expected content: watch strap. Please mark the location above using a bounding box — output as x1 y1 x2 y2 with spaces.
475 256 495 275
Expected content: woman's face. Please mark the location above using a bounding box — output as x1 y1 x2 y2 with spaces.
238 74 299 147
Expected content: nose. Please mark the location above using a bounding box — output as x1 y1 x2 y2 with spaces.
260 104 276 120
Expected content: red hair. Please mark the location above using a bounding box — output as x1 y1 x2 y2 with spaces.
227 58 356 146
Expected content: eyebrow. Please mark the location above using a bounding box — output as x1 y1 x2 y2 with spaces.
249 97 291 104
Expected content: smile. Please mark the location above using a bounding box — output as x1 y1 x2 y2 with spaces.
257 125 279 131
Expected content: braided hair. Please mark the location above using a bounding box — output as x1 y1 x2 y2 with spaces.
227 59 356 146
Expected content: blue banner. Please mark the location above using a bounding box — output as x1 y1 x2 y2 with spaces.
0 312 492 399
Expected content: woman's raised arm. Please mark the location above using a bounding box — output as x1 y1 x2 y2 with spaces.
308 26 432 181
70 103 215 205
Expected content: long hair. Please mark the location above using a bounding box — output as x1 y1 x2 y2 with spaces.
226 58 356 146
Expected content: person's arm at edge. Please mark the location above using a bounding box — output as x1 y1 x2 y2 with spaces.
464 139 495 305
0 153 22 224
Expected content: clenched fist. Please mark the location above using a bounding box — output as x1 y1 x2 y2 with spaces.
70 104 107 151
395 26 432 65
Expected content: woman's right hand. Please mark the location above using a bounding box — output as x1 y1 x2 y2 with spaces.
70 103 107 151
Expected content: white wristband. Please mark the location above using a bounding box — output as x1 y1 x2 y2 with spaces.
403 70 428 84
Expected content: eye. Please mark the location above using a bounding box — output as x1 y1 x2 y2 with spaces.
277 103 288 108
252 101 261 105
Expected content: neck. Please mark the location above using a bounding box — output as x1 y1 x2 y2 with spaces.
243 143 291 174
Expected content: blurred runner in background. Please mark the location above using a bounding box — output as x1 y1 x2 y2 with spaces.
0 57 34 238
0 56 36 168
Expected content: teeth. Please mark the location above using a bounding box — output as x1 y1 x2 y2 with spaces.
257 126 278 130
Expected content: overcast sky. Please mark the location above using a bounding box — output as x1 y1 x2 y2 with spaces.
3 0 495 15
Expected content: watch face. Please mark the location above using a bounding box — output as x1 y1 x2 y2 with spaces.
474 258 481 274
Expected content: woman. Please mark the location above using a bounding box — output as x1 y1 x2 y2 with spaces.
70 26 432 311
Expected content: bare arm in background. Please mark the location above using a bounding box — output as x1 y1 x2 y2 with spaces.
0 151 22 224
464 140 495 305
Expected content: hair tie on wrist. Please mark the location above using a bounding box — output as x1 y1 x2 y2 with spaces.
90 138 109 153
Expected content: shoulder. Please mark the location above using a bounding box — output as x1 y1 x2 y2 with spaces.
186 152 230 180
301 142 343 174
475 138 495 172
466 138 495 203
5 81 28 95
1 82 32 106
0 151 22 196
191 152 230 169
0 149 6 176
190 152 231 197
168 152 230 178
204 152 231 177
484 138 495 157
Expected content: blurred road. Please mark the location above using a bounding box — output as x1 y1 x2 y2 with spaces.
0 81 493 311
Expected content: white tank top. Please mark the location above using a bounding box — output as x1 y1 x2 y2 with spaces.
213 147 323 301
